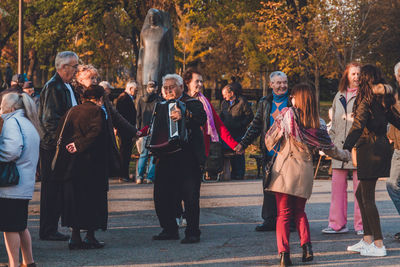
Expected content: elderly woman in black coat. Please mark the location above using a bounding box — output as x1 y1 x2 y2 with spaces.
344 64 400 257
53 85 110 249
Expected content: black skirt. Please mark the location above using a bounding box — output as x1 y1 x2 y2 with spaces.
0 198 29 232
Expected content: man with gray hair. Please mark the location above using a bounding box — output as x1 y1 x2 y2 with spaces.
386 61 400 241
38 51 79 241
152 74 206 244
235 71 291 232
116 81 138 182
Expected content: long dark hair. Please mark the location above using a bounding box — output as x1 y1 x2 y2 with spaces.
353 64 387 116
291 83 320 129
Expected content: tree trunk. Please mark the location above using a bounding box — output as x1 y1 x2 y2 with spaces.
27 48 37 83
314 66 320 112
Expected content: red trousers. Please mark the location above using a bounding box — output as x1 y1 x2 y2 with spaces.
275 192 311 253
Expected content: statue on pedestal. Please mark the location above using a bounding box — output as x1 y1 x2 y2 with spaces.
137 8 174 94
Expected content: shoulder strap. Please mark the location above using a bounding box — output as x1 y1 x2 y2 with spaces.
56 108 73 146
51 108 73 171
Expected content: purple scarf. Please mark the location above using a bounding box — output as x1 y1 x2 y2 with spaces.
196 92 219 142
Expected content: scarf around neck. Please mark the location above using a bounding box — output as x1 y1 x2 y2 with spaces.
271 107 334 150
196 92 219 142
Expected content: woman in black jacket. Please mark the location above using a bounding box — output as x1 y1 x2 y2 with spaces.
344 64 400 257
54 85 109 249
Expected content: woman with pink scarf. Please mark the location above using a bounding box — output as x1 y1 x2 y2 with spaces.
322 62 363 235
183 69 238 157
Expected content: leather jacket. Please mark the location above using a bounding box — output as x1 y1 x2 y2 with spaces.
39 72 79 150
240 94 291 161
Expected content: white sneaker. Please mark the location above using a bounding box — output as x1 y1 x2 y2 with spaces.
360 243 387 257
322 226 349 234
347 239 369 253
356 230 364 236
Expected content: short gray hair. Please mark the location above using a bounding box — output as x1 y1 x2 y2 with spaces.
394 62 400 77
55 51 78 70
269 71 287 81
162 74 183 87
126 81 137 90
99 81 114 90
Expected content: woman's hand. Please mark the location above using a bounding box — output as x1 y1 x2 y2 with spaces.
66 142 77 154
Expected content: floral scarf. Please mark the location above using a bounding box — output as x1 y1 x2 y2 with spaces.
272 107 334 150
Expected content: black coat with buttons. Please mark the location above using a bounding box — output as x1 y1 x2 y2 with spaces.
343 96 400 180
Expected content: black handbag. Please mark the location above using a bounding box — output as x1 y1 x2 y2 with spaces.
263 141 280 189
0 161 20 187
0 118 22 187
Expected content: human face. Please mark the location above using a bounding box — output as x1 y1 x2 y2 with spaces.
146 83 157 94
290 95 296 107
396 69 400 86
77 70 98 88
347 66 360 89
187 73 203 97
222 88 235 101
270 75 288 95
162 79 183 100
126 85 138 97
59 57 79 83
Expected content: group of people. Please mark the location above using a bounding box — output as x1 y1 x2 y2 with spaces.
1 50 400 267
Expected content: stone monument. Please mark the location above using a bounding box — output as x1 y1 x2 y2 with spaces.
137 8 174 94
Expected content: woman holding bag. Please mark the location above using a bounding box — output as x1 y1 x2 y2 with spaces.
53 85 111 250
264 84 351 266
0 92 41 267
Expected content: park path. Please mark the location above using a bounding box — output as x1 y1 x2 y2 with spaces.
0 179 399 267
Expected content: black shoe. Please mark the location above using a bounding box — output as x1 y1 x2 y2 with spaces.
152 230 179 240
41 231 70 241
68 238 82 250
279 252 292 267
82 237 105 249
394 232 400 240
181 235 200 244
119 177 131 183
255 223 276 232
302 242 313 262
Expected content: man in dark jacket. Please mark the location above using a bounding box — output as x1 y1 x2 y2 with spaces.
220 84 253 179
116 81 138 182
135 80 162 184
38 51 79 241
152 74 206 244
235 71 290 231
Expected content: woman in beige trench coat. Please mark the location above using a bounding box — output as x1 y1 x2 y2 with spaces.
264 83 351 267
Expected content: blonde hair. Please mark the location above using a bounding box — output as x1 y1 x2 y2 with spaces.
1 93 43 136
76 64 99 80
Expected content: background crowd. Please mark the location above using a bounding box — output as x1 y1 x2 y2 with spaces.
0 51 400 267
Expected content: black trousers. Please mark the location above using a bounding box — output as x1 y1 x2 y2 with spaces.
39 148 63 238
119 137 133 179
261 157 277 223
154 150 201 237
356 179 383 240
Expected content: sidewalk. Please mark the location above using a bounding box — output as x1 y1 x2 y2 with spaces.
0 179 399 266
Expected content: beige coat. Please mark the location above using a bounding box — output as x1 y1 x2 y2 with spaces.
329 91 356 169
265 120 351 199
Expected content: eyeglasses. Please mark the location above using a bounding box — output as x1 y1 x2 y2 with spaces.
162 84 177 91
66 64 79 69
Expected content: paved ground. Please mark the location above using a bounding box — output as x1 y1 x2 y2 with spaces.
1 178 400 267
